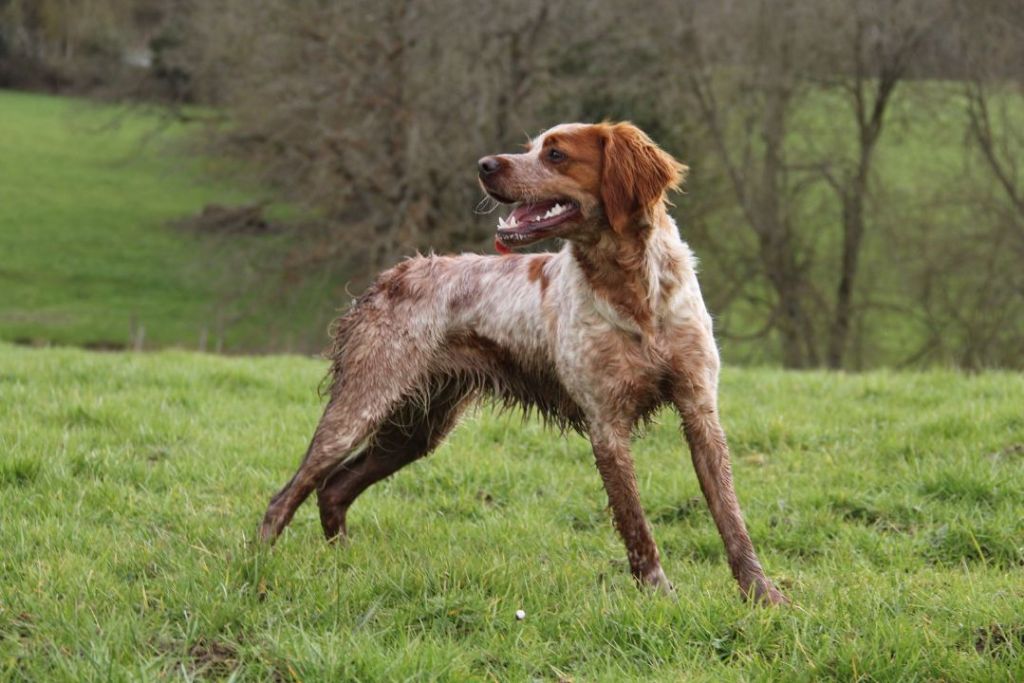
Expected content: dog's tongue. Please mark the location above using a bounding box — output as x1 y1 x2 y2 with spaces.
511 199 560 224
494 236 512 255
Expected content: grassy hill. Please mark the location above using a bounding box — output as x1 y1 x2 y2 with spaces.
1 343 1022 680
0 90 331 353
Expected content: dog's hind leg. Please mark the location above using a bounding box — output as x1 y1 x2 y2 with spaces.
316 377 472 540
258 258 471 543
258 392 384 543
258 343 439 543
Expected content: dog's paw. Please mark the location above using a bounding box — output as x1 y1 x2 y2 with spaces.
258 511 286 545
747 577 789 606
257 521 278 544
641 566 676 596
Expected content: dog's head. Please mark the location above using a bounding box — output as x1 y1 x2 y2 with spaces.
478 122 687 252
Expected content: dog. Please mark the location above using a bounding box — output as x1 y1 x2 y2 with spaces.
259 122 786 604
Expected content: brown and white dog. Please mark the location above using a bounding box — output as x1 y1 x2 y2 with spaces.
259 122 786 604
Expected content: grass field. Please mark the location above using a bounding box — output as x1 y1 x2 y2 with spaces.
0 90 277 351
1 342 1022 680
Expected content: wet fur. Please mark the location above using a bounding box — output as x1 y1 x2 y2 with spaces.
259 122 787 606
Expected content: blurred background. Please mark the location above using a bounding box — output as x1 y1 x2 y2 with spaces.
1 0 1021 369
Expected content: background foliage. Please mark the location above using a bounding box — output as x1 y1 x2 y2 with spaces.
2 0 1022 368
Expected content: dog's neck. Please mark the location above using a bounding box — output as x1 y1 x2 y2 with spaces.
569 203 690 334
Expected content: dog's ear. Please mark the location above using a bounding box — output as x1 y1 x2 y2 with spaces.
600 123 687 234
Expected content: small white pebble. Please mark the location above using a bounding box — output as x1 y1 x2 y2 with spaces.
515 609 526 620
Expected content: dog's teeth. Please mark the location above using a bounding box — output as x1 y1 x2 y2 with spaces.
498 215 520 230
538 203 566 221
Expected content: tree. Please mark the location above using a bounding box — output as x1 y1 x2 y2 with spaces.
673 0 940 369
678 0 824 367
151 0 1023 366
814 0 934 368
168 0 623 281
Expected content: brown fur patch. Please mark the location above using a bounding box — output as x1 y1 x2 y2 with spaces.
598 122 686 235
527 255 551 291
544 129 604 196
571 238 654 333
380 259 414 300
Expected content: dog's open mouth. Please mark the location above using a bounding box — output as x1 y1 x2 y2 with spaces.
495 198 581 252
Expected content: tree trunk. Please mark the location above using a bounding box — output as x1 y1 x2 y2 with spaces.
758 80 818 368
827 182 866 369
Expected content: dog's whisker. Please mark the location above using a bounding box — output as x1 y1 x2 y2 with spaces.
475 196 500 215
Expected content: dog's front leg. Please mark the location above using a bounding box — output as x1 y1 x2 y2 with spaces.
588 423 673 594
673 389 788 605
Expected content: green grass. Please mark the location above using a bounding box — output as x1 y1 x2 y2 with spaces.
0 90 260 350
1 343 1022 680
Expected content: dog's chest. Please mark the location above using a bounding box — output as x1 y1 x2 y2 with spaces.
552 313 674 412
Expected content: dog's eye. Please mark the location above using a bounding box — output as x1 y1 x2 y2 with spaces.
547 148 566 163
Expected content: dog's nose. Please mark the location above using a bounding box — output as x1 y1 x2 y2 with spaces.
478 156 503 176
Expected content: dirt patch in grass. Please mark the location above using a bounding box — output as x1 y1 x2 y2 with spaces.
188 638 240 679
829 496 919 533
154 636 240 679
988 443 1024 461
974 623 1024 657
